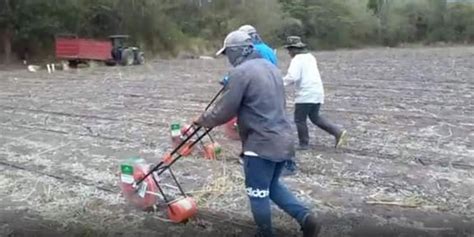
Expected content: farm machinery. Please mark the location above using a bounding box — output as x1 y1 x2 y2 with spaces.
109 35 145 66
118 87 236 223
54 34 145 67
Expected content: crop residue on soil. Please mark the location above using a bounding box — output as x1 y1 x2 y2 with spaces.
0 46 473 237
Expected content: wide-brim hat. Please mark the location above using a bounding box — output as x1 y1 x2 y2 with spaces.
283 36 307 49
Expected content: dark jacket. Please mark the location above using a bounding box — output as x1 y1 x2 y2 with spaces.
196 52 295 162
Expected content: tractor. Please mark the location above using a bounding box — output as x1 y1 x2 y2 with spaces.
109 35 145 66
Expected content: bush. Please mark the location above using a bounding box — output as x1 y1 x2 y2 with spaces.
444 3 474 42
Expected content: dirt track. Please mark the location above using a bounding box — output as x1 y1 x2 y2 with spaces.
0 46 473 237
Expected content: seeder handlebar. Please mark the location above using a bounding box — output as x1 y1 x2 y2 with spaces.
135 86 224 187
134 125 203 187
157 127 213 176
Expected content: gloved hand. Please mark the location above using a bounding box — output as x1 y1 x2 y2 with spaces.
192 115 202 126
192 114 210 128
219 75 230 86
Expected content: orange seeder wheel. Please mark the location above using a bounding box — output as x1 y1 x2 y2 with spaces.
167 197 198 223
119 163 159 211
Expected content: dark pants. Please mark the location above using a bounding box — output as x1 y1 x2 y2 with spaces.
294 103 342 146
243 155 311 237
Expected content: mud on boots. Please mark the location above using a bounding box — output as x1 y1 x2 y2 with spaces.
282 36 347 150
193 30 322 237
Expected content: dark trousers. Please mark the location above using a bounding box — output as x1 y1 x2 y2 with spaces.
294 103 342 146
243 155 311 237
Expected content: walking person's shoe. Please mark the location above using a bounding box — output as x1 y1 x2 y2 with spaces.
297 143 310 151
281 160 297 177
302 214 322 237
335 129 347 149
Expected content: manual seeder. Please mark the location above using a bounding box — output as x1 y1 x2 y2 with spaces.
118 87 228 223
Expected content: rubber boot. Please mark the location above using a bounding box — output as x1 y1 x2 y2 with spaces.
313 116 347 148
281 160 297 176
295 119 310 149
301 214 321 237
335 130 347 149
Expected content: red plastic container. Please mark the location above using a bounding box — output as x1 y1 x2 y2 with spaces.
119 160 158 211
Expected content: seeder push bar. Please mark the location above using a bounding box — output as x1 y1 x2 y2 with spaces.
138 125 213 185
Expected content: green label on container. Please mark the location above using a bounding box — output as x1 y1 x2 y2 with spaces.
171 123 180 130
171 123 181 137
120 164 134 184
121 164 134 175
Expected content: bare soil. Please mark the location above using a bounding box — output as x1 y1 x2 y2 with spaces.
0 46 473 237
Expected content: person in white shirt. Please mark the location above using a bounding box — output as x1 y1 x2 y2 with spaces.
283 36 347 150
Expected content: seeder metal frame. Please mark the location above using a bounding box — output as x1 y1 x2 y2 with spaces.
126 86 225 222
134 125 213 197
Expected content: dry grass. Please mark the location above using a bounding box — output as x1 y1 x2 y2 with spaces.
1 46 473 236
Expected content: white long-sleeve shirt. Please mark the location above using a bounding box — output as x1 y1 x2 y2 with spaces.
283 52 325 104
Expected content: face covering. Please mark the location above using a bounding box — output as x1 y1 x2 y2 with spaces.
225 46 253 67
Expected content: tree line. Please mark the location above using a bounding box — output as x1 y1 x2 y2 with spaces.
1 0 473 63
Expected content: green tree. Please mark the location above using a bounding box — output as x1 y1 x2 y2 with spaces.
1 0 473 62
0 0 80 62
